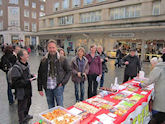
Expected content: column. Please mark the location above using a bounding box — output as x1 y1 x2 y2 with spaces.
141 40 146 62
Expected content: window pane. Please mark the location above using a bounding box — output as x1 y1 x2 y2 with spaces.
40 5 44 11
72 0 80 7
9 0 18 4
24 0 29 6
0 21 3 30
80 10 101 23
63 0 69 9
59 15 74 25
32 2 36 8
54 2 60 12
0 10 3 16
152 1 160 15
84 0 93 5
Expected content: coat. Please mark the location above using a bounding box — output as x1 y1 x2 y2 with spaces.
37 52 71 91
122 55 141 76
142 62 165 113
99 52 108 73
71 56 89 83
11 61 33 100
86 53 102 75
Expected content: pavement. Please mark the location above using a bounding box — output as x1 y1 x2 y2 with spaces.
0 52 151 124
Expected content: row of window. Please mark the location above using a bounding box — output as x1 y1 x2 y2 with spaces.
5 0 45 11
0 21 37 32
54 0 106 12
45 2 161 27
24 10 37 18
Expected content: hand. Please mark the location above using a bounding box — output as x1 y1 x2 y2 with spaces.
77 72 81 77
101 59 104 62
105 57 108 61
39 91 44 96
125 61 129 65
83 73 87 78
58 83 62 87
137 73 139 77
99 74 102 77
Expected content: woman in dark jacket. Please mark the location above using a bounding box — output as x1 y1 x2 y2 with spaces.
0 45 16 105
86 44 102 98
71 47 89 102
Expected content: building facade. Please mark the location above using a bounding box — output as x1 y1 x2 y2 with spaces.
0 0 46 47
39 0 165 60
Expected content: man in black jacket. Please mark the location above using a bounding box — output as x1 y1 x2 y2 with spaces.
11 49 34 124
161 48 165 62
122 48 141 83
37 40 71 109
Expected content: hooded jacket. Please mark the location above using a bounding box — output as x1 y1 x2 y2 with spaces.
37 52 71 91
142 62 165 112
11 61 32 100
71 56 89 83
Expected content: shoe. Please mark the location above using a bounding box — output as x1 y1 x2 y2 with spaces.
9 101 14 105
24 114 33 121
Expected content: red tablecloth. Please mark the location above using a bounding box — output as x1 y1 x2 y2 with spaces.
67 79 153 124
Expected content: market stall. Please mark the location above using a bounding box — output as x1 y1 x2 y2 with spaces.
36 79 154 124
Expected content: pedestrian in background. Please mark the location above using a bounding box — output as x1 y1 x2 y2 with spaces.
141 57 165 124
122 48 141 83
115 46 122 68
11 49 35 124
71 47 89 102
97 45 108 88
161 47 165 62
86 44 102 98
0 45 16 105
37 40 71 109
58 48 66 57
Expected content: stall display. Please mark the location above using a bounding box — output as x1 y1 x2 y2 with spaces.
39 106 80 124
86 97 114 109
74 102 100 114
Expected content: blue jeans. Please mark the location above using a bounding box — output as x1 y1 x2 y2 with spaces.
74 82 84 102
6 74 14 104
45 86 64 109
100 72 105 88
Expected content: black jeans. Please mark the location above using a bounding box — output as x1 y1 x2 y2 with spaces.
149 112 165 124
18 98 28 123
18 97 31 123
123 73 135 83
87 74 98 98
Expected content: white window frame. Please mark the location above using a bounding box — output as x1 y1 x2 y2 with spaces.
39 12 45 17
0 21 3 30
84 0 93 5
62 0 69 9
32 2 36 8
32 23 37 32
24 10 29 17
72 0 80 7
152 1 160 16
9 0 18 4
0 10 3 16
24 21 29 31
97 0 106 2
40 5 45 11
54 2 60 12
24 0 29 6
32 12 36 19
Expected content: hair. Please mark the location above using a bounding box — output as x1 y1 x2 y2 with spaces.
58 48 66 56
13 45 20 50
47 39 57 47
150 57 158 65
17 49 27 61
90 44 96 49
97 45 103 50
77 47 85 55
4 45 13 54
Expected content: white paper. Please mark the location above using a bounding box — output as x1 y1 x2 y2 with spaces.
96 76 101 83
141 91 148 95
68 107 83 115
97 114 115 124
108 113 117 118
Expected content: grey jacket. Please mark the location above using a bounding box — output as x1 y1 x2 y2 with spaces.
142 62 165 112
71 56 89 83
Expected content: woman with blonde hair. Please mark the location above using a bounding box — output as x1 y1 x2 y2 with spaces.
71 47 89 102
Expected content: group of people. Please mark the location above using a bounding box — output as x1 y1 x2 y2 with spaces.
0 40 165 124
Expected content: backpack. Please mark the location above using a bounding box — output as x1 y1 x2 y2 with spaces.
7 64 23 89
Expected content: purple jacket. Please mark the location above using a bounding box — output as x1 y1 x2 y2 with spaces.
86 53 102 75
